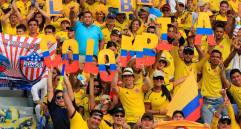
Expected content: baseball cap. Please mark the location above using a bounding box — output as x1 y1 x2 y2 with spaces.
66 27 75 31
122 67 134 76
141 112 154 121
162 4 171 11
183 46 194 54
159 57 169 67
153 70 165 78
112 107 125 115
140 7 150 13
219 116 231 124
111 29 121 37
60 18 71 24
198 0 206 7
178 2 185 7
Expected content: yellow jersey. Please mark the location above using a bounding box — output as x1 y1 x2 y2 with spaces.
228 0 241 13
2 22 17 35
214 36 231 61
118 84 145 123
70 111 88 129
229 84 241 111
99 114 113 129
201 62 222 98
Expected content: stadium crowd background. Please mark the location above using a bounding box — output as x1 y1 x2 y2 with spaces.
0 0 241 129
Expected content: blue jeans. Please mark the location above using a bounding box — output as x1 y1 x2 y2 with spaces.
201 97 227 125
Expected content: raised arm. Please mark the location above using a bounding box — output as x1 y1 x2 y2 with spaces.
220 63 231 89
35 2 51 24
12 1 24 23
63 86 75 117
89 74 95 110
64 74 75 101
1 8 13 25
223 39 239 68
69 7 77 27
111 67 120 93
47 68 54 102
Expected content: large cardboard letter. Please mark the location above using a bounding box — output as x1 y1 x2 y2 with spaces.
98 49 116 82
142 32 158 66
83 39 98 74
120 0 135 13
46 0 63 16
195 12 216 46
156 17 173 50
40 35 61 67
62 39 79 74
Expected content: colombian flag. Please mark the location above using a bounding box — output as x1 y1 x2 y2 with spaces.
167 74 203 121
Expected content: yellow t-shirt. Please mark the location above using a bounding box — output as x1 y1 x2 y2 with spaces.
99 114 113 129
214 36 231 61
201 62 222 98
229 84 241 111
2 22 17 35
74 89 86 106
145 84 173 111
70 111 88 129
102 27 112 43
63 1 80 18
215 14 227 22
228 0 241 13
16 0 31 17
177 11 192 30
118 84 145 123
115 20 130 31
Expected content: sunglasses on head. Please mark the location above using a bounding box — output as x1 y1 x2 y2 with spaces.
115 114 124 118
56 96 63 100
153 76 164 80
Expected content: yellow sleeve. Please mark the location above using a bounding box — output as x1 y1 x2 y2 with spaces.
210 116 218 129
70 111 88 129
227 102 240 128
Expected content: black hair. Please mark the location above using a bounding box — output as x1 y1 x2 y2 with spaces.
172 110 185 118
230 69 241 78
214 22 225 30
106 41 117 49
90 109 103 118
220 0 229 7
34 12 46 32
83 11 93 17
44 25 56 33
16 24 27 32
147 26 156 32
28 18 39 26
211 49 222 57
161 84 172 102
54 90 63 101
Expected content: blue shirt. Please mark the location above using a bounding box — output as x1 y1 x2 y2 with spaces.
74 21 103 55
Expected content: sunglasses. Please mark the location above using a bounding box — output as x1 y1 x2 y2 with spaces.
153 76 164 80
115 114 124 118
221 120 231 125
184 51 194 55
56 96 63 100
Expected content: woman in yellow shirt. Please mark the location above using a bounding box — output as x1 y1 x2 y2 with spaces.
144 70 172 122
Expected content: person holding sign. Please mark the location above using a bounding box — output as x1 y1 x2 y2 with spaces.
111 67 151 128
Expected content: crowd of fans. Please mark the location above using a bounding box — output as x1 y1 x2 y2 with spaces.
0 0 241 129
